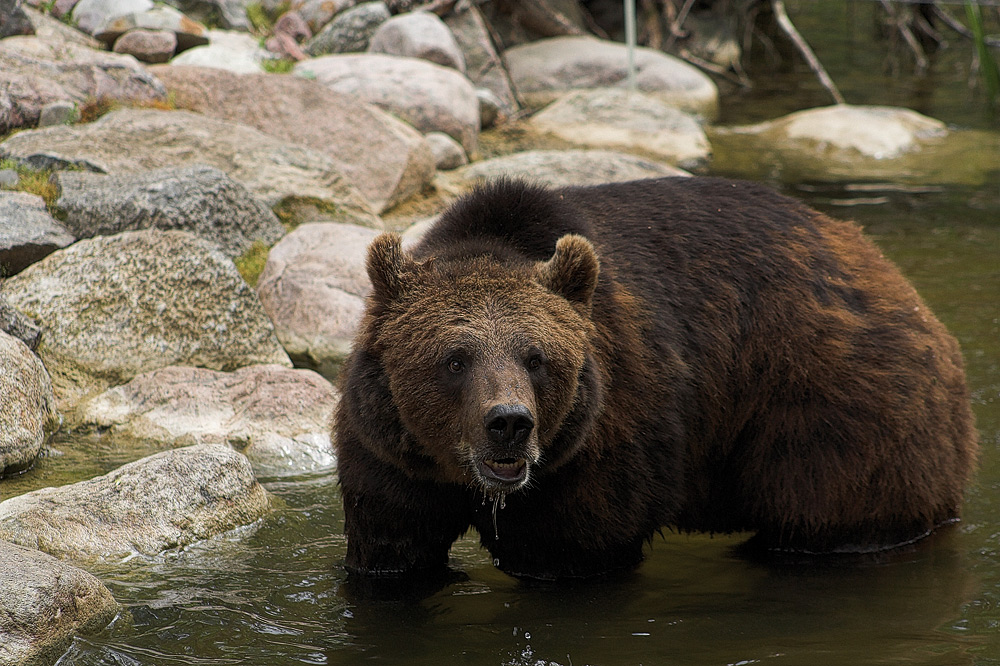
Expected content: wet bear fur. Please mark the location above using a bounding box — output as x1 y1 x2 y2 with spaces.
334 176 978 580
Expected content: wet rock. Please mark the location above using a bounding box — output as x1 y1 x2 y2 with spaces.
152 65 433 214
0 108 378 224
0 191 74 277
112 28 178 63
529 89 711 170
444 0 518 117
170 29 270 73
304 1 389 56
0 229 291 415
296 53 480 154
79 364 338 476
369 10 465 72
0 444 271 560
0 540 119 666
425 131 467 170
71 0 153 35
448 149 690 189
0 0 34 38
53 164 284 259
256 222 379 378
0 293 42 351
0 330 57 477
95 5 208 51
504 35 718 118
0 36 167 134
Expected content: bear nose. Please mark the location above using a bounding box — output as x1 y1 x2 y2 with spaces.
484 404 535 446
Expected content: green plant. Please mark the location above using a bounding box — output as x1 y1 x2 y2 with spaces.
0 160 61 213
245 1 289 35
966 1 1000 108
261 58 296 74
234 241 271 286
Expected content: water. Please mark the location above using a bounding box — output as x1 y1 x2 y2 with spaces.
5 2 1000 664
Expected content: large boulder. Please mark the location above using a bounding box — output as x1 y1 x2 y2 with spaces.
0 191 74 276
0 108 378 225
53 164 285 258
0 35 167 134
529 88 711 170
504 35 718 118
256 222 379 378
0 0 34 38
368 10 465 72
79 364 339 476
70 0 153 35
0 540 119 666
93 4 209 51
0 330 58 477
304 1 389 56
0 444 270 560
0 293 42 351
169 29 271 73
443 0 518 118
150 65 434 214
0 229 291 415
295 53 480 155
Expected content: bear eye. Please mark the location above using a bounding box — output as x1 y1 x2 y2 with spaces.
447 357 465 374
526 352 545 371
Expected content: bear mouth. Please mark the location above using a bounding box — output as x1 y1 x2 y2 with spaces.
477 457 528 487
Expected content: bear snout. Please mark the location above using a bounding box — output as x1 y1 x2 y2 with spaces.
484 404 535 447
473 403 537 490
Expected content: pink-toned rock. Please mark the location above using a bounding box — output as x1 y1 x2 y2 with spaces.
368 10 464 72
274 9 310 41
49 0 80 20
292 0 353 34
112 28 177 63
265 31 308 61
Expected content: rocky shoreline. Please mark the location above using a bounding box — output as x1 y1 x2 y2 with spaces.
1 0 997 662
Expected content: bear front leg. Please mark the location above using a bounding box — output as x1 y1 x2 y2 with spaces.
339 446 471 577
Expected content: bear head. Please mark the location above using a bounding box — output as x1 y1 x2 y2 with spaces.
359 232 603 497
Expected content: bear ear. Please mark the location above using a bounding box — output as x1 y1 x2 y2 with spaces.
535 234 600 310
366 233 419 303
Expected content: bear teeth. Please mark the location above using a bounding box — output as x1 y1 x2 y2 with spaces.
482 458 527 483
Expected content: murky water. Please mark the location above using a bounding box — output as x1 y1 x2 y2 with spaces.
3 2 999 665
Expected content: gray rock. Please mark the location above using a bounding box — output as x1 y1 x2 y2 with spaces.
0 36 167 134
296 53 480 155
0 191 75 277
0 540 119 666
448 149 690 189
111 28 178 63
444 0 518 117
0 169 18 187
424 131 467 170
1 0 34 38
23 4 101 48
0 444 270 560
369 10 465 72
304 0 389 56
95 5 208 51
151 65 433 214
529 89 711 170
79 364 338 476
162 0 250 30
54 164 285 258
256 222 379 378
293 0 354 34
476 88 501 129
504 35 718 118
0 229 291 415
0 330 57 477
0 108 379 225
0 293 42 351
36 100 79 127
71 0 153 35
169 29 269 74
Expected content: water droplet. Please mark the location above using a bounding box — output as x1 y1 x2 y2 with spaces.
493 558 500 567
524 632 531 640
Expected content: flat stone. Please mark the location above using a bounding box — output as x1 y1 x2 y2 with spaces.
0 330 57 477
0 191 75 277
169 29 269 74
304 1 389 56
96 5 208 51
368 10 465 72
112 28 178 63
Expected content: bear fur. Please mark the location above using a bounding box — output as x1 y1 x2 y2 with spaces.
334 176 978 580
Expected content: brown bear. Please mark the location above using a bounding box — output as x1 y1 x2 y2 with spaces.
334 176 978 580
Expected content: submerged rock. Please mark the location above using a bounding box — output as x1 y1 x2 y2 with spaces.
0 444 270 560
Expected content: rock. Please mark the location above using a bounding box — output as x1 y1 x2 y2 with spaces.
151 66 433 214
112 28 178 64
0 191 75 277
296 53 480 154
304 0 389 56
95 5 208 51
266 31 308 61
448 149 690 189
0 169 18 187
53 164 285 258
444 0 518 117
79 365 338 476
0 229 291 415
49 0 81 20
293 0 354 34
1 0 34 38
707 104 956 183
36 100 79 127
504 35 719 118
529 89 711 170
0 293 42 351
0 36 167 134
256 222 379 377
424 131 467 170
369 10 465 72
274 9 310 41
23 5 101 48
167 0 249 30
0 108 378 224
476 87 502 129
0 444 270 560
169 29 270 74
0 541 119 666
71 0 153 35
0 330 57 477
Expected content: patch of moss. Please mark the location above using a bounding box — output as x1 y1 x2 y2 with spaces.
0 159 61 214
78 95 177 124
246 1 289 35
262 58 296 74
234 241 271 287
273 197 347 230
